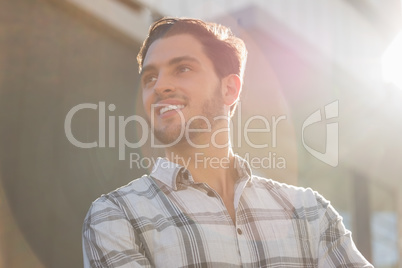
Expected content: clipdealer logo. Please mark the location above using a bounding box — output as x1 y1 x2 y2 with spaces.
301 100 339 167
64 101 339 167
64 102 287 162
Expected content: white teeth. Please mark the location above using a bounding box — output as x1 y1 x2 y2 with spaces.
159 105 185 115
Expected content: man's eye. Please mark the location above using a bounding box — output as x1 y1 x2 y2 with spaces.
144 75 157 85
178 66 191 73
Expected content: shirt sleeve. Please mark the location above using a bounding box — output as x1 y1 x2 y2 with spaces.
317 195 374 268
82 196 152 268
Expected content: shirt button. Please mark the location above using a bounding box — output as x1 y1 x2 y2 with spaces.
237 228 242 235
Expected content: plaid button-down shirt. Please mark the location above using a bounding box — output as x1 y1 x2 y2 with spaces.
82 157 373 267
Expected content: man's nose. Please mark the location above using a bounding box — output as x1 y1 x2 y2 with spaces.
153 73 175 95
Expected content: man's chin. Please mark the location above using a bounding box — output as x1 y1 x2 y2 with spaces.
152 129 186 147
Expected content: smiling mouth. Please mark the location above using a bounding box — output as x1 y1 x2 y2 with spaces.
159 104 185 115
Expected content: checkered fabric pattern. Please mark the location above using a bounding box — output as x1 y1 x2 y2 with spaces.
83 157 373 267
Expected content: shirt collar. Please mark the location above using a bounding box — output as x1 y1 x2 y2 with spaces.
150 155 252 191
233 155 252 181
150 158 188 190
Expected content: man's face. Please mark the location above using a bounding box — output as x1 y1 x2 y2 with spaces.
141 34 225 146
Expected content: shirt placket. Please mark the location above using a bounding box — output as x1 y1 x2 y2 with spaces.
194 178 250 267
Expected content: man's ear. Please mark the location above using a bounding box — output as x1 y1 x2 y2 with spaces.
222 74 242 107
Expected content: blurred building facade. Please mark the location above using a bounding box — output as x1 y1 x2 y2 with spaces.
1 0 401 267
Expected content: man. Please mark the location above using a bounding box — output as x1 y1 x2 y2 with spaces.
82 17 373 267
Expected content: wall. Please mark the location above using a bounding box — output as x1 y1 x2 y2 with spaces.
0 0 142 266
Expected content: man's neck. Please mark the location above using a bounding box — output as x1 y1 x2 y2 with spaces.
164 138 237 198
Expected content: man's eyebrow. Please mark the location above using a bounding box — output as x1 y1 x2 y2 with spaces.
141 56 200 76
168 56 200 66
140 65 156 77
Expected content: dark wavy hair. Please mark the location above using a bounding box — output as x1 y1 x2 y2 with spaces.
137 17 248 115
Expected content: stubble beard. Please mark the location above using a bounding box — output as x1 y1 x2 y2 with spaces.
152 86 225 147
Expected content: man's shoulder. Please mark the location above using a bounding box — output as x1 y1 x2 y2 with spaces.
83 175 160 229
90 175 155 208
250 175 330 209
250 175 314 194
